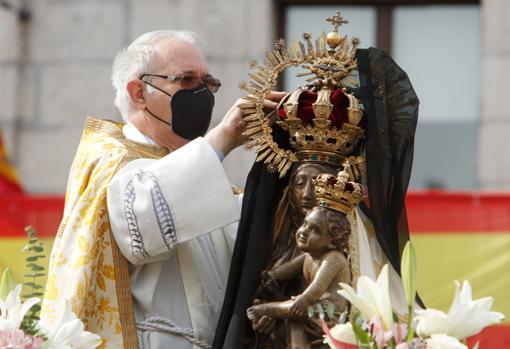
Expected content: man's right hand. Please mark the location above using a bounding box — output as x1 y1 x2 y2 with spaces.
205 91 287 157
253 315 276 335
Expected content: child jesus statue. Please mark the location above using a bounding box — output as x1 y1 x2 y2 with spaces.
247 168 364 348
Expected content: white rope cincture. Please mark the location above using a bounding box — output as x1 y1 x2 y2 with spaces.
135 316 212 349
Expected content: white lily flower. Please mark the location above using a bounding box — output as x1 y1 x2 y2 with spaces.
425 334 467 349
446 280 504 339
414 308 448 337
415 280 504 340
338 264 393 330
0 284 40 330
39 301 101 349
327 322 357 346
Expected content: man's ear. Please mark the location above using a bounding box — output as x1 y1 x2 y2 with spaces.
126 79 146 109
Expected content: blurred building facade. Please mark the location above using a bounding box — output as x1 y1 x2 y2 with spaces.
0 0 507 193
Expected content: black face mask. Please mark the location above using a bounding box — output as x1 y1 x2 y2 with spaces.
143 81 214 140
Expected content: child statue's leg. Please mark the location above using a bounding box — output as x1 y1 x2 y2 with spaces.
287 320 309 349
247 299 294 322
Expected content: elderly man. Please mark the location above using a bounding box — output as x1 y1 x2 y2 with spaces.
41 30 283 349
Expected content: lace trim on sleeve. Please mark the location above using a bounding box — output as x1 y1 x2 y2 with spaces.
145 172 177 250
124 179 150 258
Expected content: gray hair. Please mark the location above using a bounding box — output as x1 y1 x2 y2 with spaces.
111 30 204 118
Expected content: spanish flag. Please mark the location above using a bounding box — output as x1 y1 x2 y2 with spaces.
0 191 508 348
408 191 510 348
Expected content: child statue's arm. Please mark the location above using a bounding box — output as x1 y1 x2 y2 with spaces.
270 253 306 281
290 251 345 317
259 254 306 294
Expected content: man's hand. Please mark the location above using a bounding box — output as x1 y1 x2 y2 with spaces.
205 91 287 157
252 315 276 335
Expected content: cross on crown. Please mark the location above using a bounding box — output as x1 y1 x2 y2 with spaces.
326 11 349 32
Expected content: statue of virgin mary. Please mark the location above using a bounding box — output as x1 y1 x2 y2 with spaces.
213 11 421 349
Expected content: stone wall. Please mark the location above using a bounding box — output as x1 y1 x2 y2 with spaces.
479 0 510 189
2 0 508 192
0 0 273 193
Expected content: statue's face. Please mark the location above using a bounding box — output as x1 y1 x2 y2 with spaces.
291 164 336 220
295 208 333 254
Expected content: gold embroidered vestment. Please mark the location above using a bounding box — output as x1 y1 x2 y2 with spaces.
41 117 168 348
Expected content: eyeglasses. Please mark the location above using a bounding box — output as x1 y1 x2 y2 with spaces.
140 73 221 93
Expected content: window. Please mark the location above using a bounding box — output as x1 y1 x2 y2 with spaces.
281 1 480 189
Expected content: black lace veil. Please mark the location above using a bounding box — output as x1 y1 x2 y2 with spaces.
355 48 419 275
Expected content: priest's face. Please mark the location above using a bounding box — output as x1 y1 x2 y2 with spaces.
141 38 210 150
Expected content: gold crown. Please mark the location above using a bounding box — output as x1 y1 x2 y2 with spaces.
239 10 365 177
313 165 364 214
277 87 364 167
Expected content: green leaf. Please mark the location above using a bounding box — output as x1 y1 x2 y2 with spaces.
25 255 45 262
316 303 325 320
29 304 41 313
24 282 43 289
351 320 372 345
24 226 37 237
24 273 46 278
401 241 418 309
326 302 335 320
26 263 45 271
27 246 44 253
23 292 44 297
406 324 415 343
0 268 17 300
307 306 314 318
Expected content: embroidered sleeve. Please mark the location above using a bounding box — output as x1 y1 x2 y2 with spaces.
145 172 177 250
123 178 150 257
107 137 240 265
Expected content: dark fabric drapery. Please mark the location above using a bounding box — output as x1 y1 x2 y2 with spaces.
213 47 420 349
355 48 419 275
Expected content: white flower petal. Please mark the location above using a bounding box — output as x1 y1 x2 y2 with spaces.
339 283 377 321
70 332 102 349
329 322 357 345
40 300 101 349
50 319 84 343
448 308 504 339
0 284 40 330
43 338 72 349
426 334 467 349
356 265 392 330
4 284 22 309
445 281 505 339
374 265 393 330
415 308 448 337
339 265 394 330
459 281 472 303
473 297 493 311
0 317 12 330
7 297 40 329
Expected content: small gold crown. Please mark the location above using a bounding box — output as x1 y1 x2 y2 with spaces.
238 10 365 177
277 87 364 167
313 165 364 214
